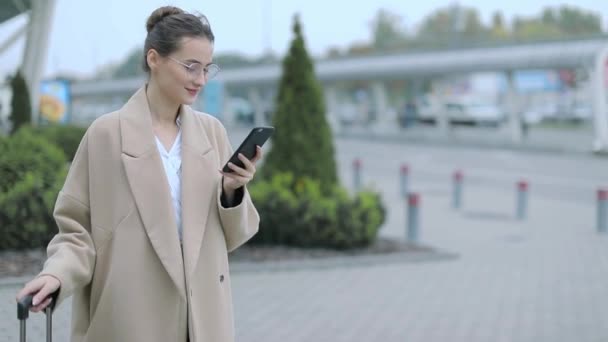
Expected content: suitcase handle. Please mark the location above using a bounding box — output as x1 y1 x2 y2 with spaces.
17 291 58 320
17 294 34 320
17 291 58 342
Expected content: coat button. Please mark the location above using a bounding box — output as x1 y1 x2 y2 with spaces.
219 275 224 283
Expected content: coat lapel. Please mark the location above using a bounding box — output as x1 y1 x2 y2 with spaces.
119 86 186 299
179 107 217 280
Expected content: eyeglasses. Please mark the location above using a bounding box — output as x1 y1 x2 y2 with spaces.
168 57 220 80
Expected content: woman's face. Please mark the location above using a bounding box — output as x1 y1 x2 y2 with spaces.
149 37 214 106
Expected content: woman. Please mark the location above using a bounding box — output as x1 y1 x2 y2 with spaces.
16 6 260 342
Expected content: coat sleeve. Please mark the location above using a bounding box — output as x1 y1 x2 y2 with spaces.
215 122 260 252
37 131 95 308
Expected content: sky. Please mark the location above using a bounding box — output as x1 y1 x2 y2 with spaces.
1 0 608 80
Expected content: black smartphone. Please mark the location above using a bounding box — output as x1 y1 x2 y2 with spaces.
222 126 275 172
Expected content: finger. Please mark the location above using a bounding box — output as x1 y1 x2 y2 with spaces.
227 162 253 178
237 154 256 174
33 282 54 307
31 297 52 313
226 162 248 176
16 279 43 302
222 170 250 182
221 171 250 185
251 146 263 163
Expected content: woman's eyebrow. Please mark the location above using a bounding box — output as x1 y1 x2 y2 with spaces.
184 58 202 64
184 58 213 67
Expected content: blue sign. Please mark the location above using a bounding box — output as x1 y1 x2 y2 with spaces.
201 80 223 120
514 70 562 92
39 79 71 124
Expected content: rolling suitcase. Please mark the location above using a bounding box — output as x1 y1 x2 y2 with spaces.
17 293 57 342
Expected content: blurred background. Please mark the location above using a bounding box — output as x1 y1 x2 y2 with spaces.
2 0 608 152
2 1 608 341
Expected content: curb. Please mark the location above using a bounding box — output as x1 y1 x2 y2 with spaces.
334 131 599 157
227 248 459 274
0 249 458 287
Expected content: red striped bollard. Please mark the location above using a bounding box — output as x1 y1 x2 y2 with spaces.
452 170 463 209
407 193 420 243
400 164 409 198
597 189 608 233
516 180 529 220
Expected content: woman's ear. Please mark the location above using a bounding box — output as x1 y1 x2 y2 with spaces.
147 49 160 71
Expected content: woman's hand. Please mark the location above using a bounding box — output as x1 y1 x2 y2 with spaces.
221 146 262 196
16 275 61 313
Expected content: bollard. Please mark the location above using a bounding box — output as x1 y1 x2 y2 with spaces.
407 193 420 243
597 189 608 233
452 170 463 209
516 180 529 220
353 158 362 192
400 164 409 198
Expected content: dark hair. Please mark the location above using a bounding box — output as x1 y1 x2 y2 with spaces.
143 6 215 72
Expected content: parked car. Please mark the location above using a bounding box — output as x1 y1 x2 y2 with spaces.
522 103 558 124
444 101 505 126
570 102 593 122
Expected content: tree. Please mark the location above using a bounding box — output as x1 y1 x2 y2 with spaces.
490 11 509 40
461 8 486 40
212 53 256 68
417 7 455 41
261 14 337 189
9 71 31 134
111 47 144 78
541 8 557 25
370 9 407 51
102 48 279 80
555 5 602 36
514 5 603 41
513 18 562 40
346 42 374 56
416 5 487 47
325 46 342 58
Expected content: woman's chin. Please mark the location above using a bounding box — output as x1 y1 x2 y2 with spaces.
181 95 197 106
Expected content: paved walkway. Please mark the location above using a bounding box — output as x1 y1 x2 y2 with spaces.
2 131 608 341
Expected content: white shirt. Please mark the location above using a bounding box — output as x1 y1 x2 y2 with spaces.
154 119 183 241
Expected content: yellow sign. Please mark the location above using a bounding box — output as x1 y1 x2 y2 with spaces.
39 80 70 124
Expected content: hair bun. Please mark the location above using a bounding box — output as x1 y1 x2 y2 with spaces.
146 6 184 33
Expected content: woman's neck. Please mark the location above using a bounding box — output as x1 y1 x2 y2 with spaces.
146 82 180 127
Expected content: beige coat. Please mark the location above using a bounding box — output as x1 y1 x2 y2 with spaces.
39 86 260 341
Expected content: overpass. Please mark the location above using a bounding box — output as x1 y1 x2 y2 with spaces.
72 37 608 151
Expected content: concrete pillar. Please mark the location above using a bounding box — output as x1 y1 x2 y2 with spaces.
324 85 340 133
436 104 450 135
0 24 27 55
22 0 57 125
324 85 338 114
370 81 388 125
506 70 523 143
434 82 450 136
248 87 265 127
590 47 608 153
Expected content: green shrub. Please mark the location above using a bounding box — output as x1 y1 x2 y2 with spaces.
25 124 87 161
0 129 67 250
249 173 386 250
